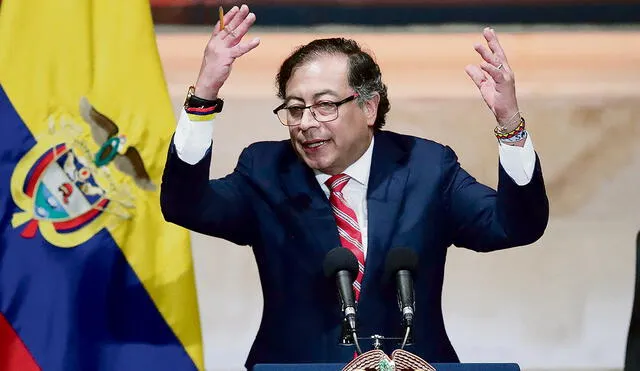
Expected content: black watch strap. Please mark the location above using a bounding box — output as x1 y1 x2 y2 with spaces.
184 86 224 113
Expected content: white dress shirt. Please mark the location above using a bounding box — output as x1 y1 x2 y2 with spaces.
313 136 374 257
173 108 537 257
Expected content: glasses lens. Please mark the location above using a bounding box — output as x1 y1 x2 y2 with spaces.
311 103 338 122
277 107 305 126
277 109 292 126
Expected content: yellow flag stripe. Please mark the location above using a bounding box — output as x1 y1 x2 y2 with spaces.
0 0 204 369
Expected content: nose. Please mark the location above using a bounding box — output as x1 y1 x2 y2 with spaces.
298 108 320 131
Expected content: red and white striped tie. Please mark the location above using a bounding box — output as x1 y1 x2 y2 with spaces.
325 174 365 301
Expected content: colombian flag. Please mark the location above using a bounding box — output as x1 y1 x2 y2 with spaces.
0 0 204 370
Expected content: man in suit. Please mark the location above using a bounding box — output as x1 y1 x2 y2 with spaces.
160 4 549 370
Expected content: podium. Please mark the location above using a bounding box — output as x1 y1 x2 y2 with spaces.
253 363 520 370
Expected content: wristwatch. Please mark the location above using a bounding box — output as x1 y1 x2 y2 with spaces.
184 85 224 112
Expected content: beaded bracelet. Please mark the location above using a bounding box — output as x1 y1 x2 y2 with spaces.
500 128 528 143
494 116 525 140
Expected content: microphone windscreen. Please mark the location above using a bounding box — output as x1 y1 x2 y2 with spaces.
323 247 359 280
383 247 419 282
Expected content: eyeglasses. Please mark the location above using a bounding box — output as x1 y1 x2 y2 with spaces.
273 93 359 126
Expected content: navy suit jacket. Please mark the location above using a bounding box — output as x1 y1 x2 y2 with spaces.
160 130 549 370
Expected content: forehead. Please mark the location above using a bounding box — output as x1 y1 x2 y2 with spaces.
285 54 350 98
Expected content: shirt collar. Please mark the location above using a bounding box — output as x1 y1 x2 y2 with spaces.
314 136 374 189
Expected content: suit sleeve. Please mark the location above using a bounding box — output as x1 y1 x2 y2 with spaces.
441 145 549 252
160 138 257 246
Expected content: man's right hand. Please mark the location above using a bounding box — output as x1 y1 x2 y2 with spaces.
194 4 260 100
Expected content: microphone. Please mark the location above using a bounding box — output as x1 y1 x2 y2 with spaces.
384 247 419 328
323 247 359 331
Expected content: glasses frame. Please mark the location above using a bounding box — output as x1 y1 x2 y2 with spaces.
273 93 359 126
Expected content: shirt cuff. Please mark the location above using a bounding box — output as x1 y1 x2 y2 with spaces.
498 133 536 186
173 108 215 165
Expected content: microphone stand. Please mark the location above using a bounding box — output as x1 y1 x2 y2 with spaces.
341 331 414 354
339 311 363 355
400 325 412 349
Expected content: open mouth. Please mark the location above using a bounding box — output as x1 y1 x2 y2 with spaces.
303 140 328 149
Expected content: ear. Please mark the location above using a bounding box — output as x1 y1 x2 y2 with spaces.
363 93 380 127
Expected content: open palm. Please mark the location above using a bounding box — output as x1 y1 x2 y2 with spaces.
195 4 260 99
465 27 520 129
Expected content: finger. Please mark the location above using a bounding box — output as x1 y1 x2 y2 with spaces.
464 64 490 88
212 6 239 38
480 61 505 84
230 37 261 58
473 43 501 67
482 69 493 82
223 4 250 37
225 12 256 45
483 27 509 64
212 6 239 37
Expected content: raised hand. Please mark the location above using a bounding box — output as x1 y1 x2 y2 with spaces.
194 4 260 100
465 27 520 130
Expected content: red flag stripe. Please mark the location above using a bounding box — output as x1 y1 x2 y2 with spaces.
0 313 41 371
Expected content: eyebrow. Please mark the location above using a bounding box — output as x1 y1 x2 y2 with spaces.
284 89 340 104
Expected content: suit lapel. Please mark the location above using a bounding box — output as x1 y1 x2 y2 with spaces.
280 149 341 263
361 131 409 298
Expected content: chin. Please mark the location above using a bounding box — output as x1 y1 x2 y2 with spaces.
301 156 325 171
299 154 330 173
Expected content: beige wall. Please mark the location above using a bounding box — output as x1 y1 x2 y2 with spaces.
156 28 640 371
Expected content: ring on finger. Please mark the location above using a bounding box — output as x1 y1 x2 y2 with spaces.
496 63 504 70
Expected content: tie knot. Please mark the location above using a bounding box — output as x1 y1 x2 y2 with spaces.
325 173 350 193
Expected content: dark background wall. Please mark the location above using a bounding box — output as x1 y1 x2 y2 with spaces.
148 0 640 25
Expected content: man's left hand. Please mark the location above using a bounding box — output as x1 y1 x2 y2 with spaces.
465 27 520 131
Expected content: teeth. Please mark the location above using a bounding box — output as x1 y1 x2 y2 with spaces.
307 141 326 148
